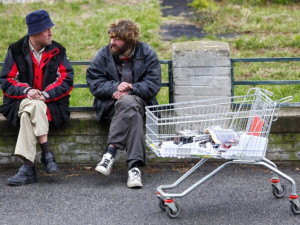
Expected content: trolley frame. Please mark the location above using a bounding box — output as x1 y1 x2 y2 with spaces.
145 88 300 218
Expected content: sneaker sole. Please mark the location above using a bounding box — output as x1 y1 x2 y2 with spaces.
127 181 143 188
95 166 111 176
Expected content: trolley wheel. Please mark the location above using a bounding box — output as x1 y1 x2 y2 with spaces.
166 202 181 218
272 183 286 198
158 198 167 211
291 202 300 214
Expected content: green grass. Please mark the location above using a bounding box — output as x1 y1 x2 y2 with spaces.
0 0 299 106
0 0 170 106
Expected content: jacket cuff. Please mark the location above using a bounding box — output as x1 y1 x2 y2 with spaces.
24 87 32 94
131 85 136 95
112 82 120 94
41 91 50 99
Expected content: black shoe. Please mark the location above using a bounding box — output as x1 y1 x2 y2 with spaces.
41 152 59 174
6 165 37 186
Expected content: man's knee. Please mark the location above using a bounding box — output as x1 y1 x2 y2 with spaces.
115 95 138 110
20 111 30 122
116 95 135 105
113 96 146 122
20 99 47 114
116 95 145 109
30 99 47 109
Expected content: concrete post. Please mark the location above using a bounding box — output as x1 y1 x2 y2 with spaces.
172 41 231 102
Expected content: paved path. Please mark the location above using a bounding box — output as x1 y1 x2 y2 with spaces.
160 0 205 41
1 162 299 224
160 0 236 41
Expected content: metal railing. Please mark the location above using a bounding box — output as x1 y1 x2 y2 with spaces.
230 57 300 107
0 60 173 111
70 60 173 111
1 57 299 108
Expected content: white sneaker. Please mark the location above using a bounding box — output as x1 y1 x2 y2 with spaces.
127 167 143 188
95 153 115 176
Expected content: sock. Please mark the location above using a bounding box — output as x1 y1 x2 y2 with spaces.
129 161 142 170
40 142 51 154
105 145 117 157
23 158 35 167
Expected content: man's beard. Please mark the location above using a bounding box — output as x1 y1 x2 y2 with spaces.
110 42 130 56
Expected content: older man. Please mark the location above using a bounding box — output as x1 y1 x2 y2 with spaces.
0 10 74 185
86 19 161 188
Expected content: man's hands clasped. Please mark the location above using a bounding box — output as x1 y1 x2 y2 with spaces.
27 89 46 102
112 82 132 100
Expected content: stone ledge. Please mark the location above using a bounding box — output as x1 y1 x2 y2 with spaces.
0 107 300 165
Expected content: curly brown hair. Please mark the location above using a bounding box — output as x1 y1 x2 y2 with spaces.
107 19 140 48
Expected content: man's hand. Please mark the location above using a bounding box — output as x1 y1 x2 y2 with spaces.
117 82 132 92
27 89 45 101
112 91 129 100
37 94 46 102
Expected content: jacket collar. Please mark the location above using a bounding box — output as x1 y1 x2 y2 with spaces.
103 42 146 82
21 35 59 56
104 48 120 81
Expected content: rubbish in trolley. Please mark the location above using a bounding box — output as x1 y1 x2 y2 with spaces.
145 88 300 218
207 127 240 147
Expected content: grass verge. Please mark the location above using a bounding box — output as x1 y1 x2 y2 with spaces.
0 0 299 106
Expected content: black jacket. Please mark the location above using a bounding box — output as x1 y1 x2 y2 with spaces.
0 36 74 129
86 42 161 121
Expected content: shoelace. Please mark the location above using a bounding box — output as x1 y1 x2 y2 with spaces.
131 169 140 178
101 159 111 168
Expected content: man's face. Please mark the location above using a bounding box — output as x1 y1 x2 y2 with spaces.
110 37 130 56
35 27 53 46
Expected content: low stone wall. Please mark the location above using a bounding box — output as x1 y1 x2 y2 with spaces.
267 108 300 161
0 108 300 165
0 111 170 165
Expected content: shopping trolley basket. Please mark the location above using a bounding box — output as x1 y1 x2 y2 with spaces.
145 88 300 218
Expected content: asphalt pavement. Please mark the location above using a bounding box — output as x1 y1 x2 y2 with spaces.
1 161 300 225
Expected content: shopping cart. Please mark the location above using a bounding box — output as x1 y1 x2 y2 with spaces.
145 88 300 218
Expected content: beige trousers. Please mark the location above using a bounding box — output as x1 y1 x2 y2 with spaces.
15 98 49 162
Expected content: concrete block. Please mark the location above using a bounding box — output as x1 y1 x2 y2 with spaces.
213 76 231 87
172 41 231 103
174 95 211 103
174 86 231 96
173 67 230 77
172 41 230 67
173 76 213 86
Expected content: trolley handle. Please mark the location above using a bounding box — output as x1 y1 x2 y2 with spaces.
276 96 293 105
273 96 293 121
246 88 273 97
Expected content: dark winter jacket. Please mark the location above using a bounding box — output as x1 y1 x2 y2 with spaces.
86 42 161 121
0 36 74 129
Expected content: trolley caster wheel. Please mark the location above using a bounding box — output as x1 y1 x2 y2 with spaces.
291 202 300 214
158 198 167 211
166 203 181 218
272 183 286 198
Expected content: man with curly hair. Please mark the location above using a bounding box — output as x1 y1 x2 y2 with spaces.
86 19 161 188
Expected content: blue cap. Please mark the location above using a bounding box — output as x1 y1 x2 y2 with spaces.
26 10 54 36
